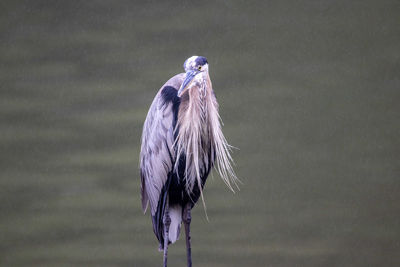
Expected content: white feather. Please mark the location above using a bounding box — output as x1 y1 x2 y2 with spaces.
168 205 182 243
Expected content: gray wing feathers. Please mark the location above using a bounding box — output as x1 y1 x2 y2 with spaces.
140 74 184 215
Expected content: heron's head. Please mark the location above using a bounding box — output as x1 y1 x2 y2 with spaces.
178 56 209 97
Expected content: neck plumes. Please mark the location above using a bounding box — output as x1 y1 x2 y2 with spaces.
174 72 239 198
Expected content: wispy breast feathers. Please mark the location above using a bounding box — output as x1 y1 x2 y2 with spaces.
207 92 240 192
174 74 239 196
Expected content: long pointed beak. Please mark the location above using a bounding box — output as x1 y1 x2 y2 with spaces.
178 70 198 97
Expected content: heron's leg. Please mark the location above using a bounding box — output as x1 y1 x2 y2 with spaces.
163 204 171 267
183 203 192 267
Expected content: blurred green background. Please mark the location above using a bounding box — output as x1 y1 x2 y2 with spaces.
1 1 399 266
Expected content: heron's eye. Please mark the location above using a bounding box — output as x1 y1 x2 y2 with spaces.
198 66 202 71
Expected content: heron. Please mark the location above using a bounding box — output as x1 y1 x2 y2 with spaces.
140 56 238 267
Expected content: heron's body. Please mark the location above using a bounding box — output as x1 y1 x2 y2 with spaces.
140 56 237 266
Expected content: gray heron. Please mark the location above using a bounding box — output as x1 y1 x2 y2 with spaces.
140 56 238 266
